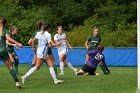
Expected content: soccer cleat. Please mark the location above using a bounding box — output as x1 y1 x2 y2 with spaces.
54 79 64 84
59 72 64 75
75 69 78 75
95 72 100 76
16 82 22 89
83 72 89 76
21 76 26 84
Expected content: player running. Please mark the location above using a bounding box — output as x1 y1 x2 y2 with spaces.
0 18 22 88
27 21 57 74
6 26 21 74
54 25 77 75
21 23 64 84
27 21 44 70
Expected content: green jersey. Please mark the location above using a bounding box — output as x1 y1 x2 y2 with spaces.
31 31 38 45
7 33 18 51
87 35 101 50
30 31 37 39
0 28 10 52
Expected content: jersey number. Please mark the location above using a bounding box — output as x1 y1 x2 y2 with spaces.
94 53 103 61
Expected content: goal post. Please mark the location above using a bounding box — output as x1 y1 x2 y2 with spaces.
138 0 140 90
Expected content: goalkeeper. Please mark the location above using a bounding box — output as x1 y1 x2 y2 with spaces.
77 45 104 75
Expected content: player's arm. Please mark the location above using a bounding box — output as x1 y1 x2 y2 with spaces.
31 37 37 52
66 40 72 50
6 34 22 47
28 39 33 45
28 31 37 45
6 40 17 47
85 40 89 50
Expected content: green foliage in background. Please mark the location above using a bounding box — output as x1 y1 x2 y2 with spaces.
0 0 137 47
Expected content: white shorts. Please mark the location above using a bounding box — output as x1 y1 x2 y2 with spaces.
58 48 68 57
37 53 48 59
37 47 48 59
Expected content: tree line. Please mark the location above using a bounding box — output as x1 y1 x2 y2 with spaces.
0 0 137 47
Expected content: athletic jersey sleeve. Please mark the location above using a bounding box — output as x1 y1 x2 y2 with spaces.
54 34 58 41
47 33 52 43
64 33 67 40
87 35 92 42
3 28 10 36
35 32 39 39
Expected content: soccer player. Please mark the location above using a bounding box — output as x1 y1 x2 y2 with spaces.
0 17 22 88
27 21 44 70
85 27 101 63
77 44 104 75
54 25 77 75
85 27 110 74
21 23 64 84
27 21 57 74
6 26 21 74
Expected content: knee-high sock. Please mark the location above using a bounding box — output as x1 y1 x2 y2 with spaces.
67 63 77 72
10 68 19 82
24 67 37 78
14 58 19 73
49 67 57 80
60 62 64 73
28 64 35 71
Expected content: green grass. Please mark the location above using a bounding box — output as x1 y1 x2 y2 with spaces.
0 65 137 93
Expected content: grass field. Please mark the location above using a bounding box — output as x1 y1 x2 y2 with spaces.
0 65 137 93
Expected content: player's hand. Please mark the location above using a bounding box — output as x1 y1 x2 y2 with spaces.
17 43 23 48
13 44 17 47
69 47 73 50
16 46 21 50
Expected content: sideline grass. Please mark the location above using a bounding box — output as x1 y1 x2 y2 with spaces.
0 65 137 93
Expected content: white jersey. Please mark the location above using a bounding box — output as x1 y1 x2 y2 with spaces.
35 31 51 58
54 33 67 52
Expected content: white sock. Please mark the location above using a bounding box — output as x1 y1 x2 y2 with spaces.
60 62 64 73
49 67 57 80
67 63 77 72
24 67 37 78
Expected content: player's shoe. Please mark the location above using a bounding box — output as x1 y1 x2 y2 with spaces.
74 69 78 75
95 72 100 76
54 79 64 84
21 76 26 84
59 72 64 75
83 72 89 76
16 82 22 89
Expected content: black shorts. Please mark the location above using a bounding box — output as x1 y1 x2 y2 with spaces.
82 64 96 75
